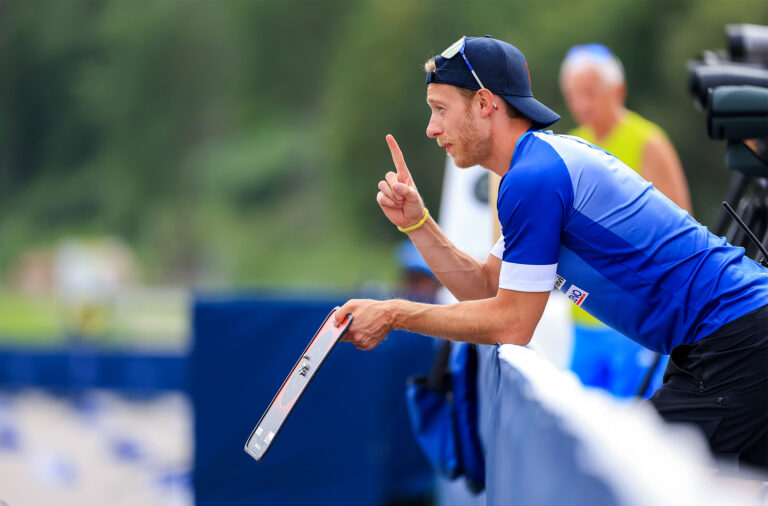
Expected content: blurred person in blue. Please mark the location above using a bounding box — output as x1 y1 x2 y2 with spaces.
397 240 442 303
336 35 768 475
559 43 694 397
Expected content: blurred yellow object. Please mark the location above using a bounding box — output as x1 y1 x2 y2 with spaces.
572 306 604 326
70 301 111 339
569 110 666 178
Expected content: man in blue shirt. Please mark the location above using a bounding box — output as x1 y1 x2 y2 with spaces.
335 36 768 473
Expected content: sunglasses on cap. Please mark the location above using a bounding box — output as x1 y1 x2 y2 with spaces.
441 36 498 110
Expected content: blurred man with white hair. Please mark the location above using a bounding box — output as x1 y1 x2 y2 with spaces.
560 44 691 211
560 44 693 397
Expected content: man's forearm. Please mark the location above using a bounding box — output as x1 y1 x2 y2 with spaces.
404 217 496 301
388 295 541 346
337 290 548 350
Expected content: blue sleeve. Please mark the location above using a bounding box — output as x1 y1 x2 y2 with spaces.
496 137 573 291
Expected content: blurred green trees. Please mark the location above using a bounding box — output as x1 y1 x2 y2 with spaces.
0 1 766 288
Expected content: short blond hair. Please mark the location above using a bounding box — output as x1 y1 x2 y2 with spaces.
424 58 437 73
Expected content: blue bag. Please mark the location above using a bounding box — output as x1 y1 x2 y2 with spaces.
405 375 461 479
406 341 485 493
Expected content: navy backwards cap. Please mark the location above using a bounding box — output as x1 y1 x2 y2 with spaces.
426 35 560 128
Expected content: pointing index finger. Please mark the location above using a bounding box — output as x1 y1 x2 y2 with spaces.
386 134 412 184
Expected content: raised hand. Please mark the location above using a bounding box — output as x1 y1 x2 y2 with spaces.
377 134 427 229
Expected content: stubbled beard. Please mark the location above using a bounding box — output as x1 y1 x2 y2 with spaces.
438 113 492 168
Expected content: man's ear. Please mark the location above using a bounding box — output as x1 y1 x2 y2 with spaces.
476 88 497 117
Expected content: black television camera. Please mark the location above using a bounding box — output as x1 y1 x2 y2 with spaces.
688 24 768 265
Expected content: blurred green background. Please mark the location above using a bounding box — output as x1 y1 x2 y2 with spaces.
0 0 766 340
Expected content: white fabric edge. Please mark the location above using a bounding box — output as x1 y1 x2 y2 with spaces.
498 261 556 292
490 236 504 259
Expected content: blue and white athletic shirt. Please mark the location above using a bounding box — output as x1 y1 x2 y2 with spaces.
489 130 768 353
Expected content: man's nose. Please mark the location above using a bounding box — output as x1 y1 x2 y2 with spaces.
426 116 442 138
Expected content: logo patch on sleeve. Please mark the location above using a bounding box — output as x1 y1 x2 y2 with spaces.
554 275 566 290
566 285 589 306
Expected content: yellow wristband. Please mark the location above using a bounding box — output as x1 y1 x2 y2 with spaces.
397 208 430 233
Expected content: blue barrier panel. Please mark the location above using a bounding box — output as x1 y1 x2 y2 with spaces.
474 345 753 506
0 347 187 393
191 294 435 506
484 347 620 505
